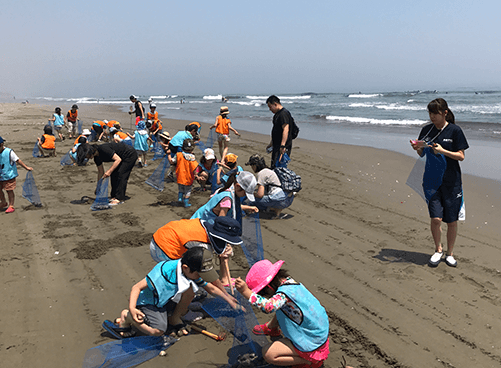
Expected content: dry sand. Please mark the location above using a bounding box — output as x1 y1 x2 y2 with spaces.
1 102 501 368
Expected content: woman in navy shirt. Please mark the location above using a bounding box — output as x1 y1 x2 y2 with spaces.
410 98 469 268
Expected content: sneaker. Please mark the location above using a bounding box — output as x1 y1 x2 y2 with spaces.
428 252 443 267
252 323 281 337
445 255 457 267
109 199 123 206
5 206 15 213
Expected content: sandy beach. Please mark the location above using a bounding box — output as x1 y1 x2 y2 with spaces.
1 102 501 368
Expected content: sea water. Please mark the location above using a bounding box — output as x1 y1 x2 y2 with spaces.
32 90 501 181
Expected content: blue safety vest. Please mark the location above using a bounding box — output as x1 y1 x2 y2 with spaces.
0 148 18 181
191 191 234 224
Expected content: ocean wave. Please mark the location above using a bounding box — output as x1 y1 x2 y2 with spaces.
325 115 426 126
203 95 223 100
348 94 383 98
348 102 424 111
149 95 167 99
454 104 501 115
245 95 311 100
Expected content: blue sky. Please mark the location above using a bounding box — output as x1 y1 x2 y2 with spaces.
2 0 501 97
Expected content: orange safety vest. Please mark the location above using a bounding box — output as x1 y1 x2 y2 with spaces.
67 110 78 122
41 134 56 149
147 112 158 122
93 121 106 128
215 115 231 135
115 131 128 140
107 120 120 128
175 152 198 186
152 219 210 260
74 135 85 145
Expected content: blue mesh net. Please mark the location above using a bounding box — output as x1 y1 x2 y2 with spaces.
196 129 215 153
145 156 170 191
91 178 111 211
60 151 74 166
82 335 178 368
90 130 97 142
77 120 83 135
22 171 42 207
201 292 271 367
240 212 264 267
151 141 165 161
32 141 42 158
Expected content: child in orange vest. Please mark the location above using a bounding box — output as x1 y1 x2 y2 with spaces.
168 138 198 207
37 125 57 157
210 106 240 159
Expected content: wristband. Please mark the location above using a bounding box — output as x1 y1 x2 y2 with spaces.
280 145 286 148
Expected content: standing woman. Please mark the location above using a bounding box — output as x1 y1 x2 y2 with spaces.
410 98 469 267
77 142 138 205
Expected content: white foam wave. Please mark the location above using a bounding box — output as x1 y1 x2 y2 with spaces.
203 94 223 100
348 94 383 98
245 95 310 100
348 102 424 111
326 115 426 126
454 104 501 115
150 95 167 99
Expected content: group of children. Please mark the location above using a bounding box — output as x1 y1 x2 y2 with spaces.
1 102 337 367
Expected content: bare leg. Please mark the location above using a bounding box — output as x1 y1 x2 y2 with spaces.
262 338 310 366
168 288 194 335
446 221 458 256
0 190 7 207
219 258 231 286
118 309 163 336
7 190 15 207
430 217 443 253
221 140 229 160
218 140 224 159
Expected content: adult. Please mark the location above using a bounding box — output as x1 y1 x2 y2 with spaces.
246 154 294 219
149 216 243 287
410 98 468 268
77 142 138 205
266 95 293 168
65 104 79 139
129 95 145 125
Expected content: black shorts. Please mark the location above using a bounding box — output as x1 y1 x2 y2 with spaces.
428 185 463 223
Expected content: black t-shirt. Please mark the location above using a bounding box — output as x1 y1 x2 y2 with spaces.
271 108 293 149
418 123 469 187
94 143 136 166
134 101 143 117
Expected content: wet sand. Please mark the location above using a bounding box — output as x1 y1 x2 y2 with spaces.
1 102 501 368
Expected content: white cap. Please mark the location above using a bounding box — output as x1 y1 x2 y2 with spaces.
82 129 91 136
236 171 256 202
150 103 156 108
204 148 216 160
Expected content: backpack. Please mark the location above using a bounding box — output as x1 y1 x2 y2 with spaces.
290 119 299 139
274 167 302 192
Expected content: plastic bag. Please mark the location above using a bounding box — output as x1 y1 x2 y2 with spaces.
22 171 42 207
91 178 111 211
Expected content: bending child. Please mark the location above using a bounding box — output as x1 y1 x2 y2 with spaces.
103 247 239 339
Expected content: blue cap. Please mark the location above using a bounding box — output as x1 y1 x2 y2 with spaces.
0 136 4 144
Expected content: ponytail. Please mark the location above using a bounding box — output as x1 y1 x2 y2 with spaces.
427 98 455 124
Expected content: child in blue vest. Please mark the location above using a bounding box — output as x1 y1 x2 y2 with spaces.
127 120 152 167
236 259 336 368
103 247 239 339
0 136 33 213
49 106 65 141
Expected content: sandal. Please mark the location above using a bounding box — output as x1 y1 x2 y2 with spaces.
5 206 15 214
252 323 281 337
102 319 136 339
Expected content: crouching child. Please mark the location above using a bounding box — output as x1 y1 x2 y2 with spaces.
102 247 239 339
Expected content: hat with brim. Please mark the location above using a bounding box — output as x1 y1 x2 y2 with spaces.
246 259 285 293
82 129 91 136
236 171 256 202
0 136 4 144
220 106 229 115
201 217 242 254
159 132 171 141
204 148 215 160
198 248 219 283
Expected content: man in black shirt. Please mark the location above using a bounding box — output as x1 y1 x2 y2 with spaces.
266 95 293 168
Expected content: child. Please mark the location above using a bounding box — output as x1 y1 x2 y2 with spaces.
158 132 171 154
147 104 163 139
210 106 240 159
0 136 34 213
127 120 152 167
216 153 242 187
69 136 88 165
37 125 57 157
65 104 79 138
168 138 198 207
103 247 239 338
194 148 218 191
235 260 335 368
49 107 65 141
91 120 107 142
110 127 133 146
73 128 92 146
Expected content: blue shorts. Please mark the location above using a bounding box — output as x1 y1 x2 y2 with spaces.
428 185 463 223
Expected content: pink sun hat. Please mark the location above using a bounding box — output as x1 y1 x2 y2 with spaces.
245 259 285 293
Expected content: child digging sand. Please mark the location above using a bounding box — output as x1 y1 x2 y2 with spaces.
103 247 239 339
0 136 34 213
236 259 353 368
